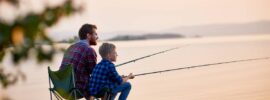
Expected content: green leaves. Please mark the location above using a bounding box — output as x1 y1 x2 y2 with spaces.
0 0 19 5
0 0 83 88
0 66 17 88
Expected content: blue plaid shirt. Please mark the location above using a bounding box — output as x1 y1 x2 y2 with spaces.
88 59 123 96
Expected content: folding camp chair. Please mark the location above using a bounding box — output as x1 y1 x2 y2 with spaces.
91 87 112 100
48 65 84 100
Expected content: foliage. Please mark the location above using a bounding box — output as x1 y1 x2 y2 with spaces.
58 36 79 43
0 0 83 88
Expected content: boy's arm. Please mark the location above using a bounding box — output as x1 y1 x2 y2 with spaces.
107 63 123 85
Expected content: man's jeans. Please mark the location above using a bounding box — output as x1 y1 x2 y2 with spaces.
111 82 132 100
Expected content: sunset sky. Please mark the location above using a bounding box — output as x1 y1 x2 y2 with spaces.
2 0 270 40
50 0 270 40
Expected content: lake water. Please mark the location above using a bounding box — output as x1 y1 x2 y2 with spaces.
1 34 270 100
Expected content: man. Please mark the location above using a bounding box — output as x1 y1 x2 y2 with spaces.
60 24 99 98
89 43 134 100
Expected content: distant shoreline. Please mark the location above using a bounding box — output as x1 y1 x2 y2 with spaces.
107 33 185 41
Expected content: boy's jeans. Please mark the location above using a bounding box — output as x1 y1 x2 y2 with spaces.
111 82 132 100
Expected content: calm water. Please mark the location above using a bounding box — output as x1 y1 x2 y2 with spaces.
1 34 270 100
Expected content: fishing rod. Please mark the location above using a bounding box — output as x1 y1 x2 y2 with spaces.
116 44 188 67
134 57 270 77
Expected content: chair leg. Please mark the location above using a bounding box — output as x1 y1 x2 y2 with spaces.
89 96 95 100
51 91 62 100
107 94 111 100
102 92 111 100
101 92 107 100
49 91 53 100
106 93 111 100
48 76 53 100
74 89 77 100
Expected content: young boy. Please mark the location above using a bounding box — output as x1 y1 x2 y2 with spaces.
89 43 134 100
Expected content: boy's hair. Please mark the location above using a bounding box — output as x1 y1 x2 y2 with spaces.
99 43 116 58
78 24 97 40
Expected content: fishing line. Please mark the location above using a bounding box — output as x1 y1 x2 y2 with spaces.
116 44 189 67
134 57 270 76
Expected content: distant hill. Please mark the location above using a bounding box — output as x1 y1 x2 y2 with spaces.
108 33 184 41
165 20 270 37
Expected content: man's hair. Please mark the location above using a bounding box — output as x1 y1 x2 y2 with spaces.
78 24 97 40
99 43 116 58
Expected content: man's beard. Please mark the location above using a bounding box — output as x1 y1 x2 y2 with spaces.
89 40 97 45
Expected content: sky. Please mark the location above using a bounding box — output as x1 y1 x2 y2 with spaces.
1 0 270 40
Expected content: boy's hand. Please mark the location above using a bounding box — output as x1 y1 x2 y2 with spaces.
121 75 127 78
122 73 135 83
127 73 135 79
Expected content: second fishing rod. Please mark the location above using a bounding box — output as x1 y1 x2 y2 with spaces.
134 56 270 77
115 44 189 67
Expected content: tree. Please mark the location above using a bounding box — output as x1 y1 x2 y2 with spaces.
0 0 83 88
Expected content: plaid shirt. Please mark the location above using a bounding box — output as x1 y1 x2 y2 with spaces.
88 59 123 96
60 40 97 96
